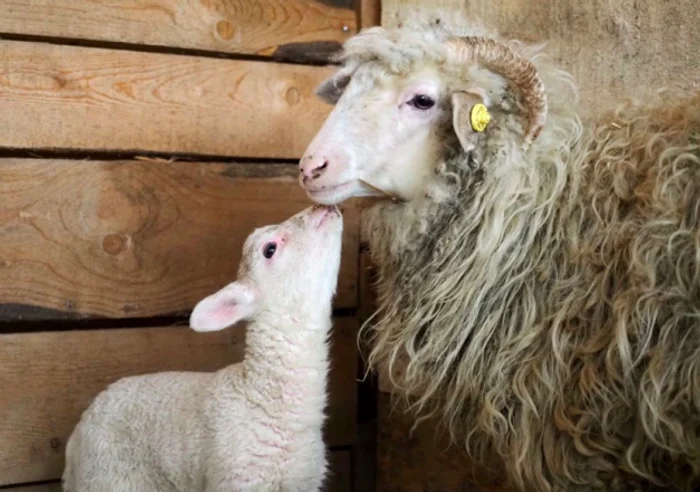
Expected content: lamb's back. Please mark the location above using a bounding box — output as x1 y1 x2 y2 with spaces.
65 371 215 490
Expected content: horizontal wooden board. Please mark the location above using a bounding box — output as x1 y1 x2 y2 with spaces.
0 41 334 158
0 0 355 62
359 0 382 29
0 160 358 320
0 318 357 485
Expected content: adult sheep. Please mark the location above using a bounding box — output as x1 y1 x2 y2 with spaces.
298 12 700 492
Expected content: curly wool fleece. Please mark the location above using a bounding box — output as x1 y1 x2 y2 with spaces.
358 12 700 492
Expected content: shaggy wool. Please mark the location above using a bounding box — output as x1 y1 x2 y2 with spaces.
357 15 700 492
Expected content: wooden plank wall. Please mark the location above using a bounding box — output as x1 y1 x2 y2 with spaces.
0 0 354 61
0 1 365 490
374 1 700 491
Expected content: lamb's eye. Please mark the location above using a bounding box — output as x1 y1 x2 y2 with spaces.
408 94 435 110
263 242 277 259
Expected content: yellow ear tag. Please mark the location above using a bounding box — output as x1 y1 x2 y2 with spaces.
470 103 491 132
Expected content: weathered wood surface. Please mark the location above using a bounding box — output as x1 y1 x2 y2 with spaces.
0 0 355 62
0 318 357 485
382 0 700 116
0 42 334 158
377 394 512 492
0 160 358 320
359 0 382 29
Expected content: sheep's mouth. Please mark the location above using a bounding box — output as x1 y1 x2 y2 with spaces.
305 179 404 204
304 181 357 204
305 181 353 194
358 179 404 202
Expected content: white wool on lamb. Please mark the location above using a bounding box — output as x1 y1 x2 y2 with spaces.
62 205 344 492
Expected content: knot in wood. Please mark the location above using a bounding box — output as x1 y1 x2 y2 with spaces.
102 234 128 256
285 87 301 106
216 20 235 41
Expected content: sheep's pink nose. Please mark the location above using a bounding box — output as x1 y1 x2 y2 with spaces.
299 155 329 182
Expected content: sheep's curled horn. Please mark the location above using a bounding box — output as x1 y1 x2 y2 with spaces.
445 36 548 146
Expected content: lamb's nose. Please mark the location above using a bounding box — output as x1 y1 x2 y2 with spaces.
299 155 329 182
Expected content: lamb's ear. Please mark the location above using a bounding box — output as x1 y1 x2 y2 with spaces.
189 281 258 332
315 71 351 105
451 90 492 152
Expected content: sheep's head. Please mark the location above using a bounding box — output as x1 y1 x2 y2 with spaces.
299 26 547 205
189 205 343 332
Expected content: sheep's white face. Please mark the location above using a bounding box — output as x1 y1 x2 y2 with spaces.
189 206 343 332
299 66 448 204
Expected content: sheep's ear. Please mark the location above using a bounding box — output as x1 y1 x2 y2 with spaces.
451 90 491 153
316 72 351 105
189 281 258 332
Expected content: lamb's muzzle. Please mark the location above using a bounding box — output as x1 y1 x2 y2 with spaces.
309 204 341 228
444 36 548 146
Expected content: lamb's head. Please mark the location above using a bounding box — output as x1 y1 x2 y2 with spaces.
189 205 343 332
299 24 547 205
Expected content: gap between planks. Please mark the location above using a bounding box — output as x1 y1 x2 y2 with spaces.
0 32 342 67
0 308 358 334
0 148 304 165
0 0 356 65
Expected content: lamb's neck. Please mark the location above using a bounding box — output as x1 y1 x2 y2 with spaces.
238 309 332 413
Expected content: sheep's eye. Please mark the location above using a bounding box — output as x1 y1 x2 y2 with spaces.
262 242 277 259
408 94 435 110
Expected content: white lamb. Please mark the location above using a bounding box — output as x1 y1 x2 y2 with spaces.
62 204 344 492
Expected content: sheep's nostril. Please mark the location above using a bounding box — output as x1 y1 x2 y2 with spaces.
311 161 329 179
300 156 330 181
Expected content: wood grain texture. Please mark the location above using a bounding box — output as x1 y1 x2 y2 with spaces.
0 318 357 485
0 0 355 60
382 0 700 116
359 0 382 29
0 42 333 158
0 160 358 319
